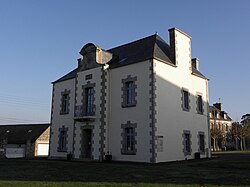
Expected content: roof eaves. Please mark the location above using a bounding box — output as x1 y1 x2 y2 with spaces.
109 57 153 69
191 72 209 80
191 68 209 80
153 57 177 67
107 34 157 52
52 68 78 84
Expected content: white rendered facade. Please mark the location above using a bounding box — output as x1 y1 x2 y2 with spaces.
49 28 211 163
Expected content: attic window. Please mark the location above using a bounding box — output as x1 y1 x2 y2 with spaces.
224 114 227 119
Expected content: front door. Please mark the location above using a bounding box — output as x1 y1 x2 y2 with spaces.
82 129 92 158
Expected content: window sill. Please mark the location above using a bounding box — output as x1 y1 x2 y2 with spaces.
74 115 96 122
184 152 191 156
57 149 67 152
182 108 190 112
122 104 136 108
121 151 136 155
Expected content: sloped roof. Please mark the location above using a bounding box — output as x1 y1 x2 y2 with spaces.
0 123 50 144
52 68 78 84
53 34 207 83
209 106 232 121
108 34 173 68
192 67 207 79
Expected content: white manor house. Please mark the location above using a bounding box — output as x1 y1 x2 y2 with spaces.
49 28 211 163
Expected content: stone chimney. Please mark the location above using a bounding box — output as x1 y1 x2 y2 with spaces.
192 58 199 71
77 58 82 68
168 28 177 65
168 28 192 67
213 103 223 111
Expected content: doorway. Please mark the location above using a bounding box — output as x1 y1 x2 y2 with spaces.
82 129 92 158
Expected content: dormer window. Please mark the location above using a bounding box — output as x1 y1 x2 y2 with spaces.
224 114 227 119
217 113 220 119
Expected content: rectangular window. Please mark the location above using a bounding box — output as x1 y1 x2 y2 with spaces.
121 122 137 155
125 127 135 151
85 74 92 80
85 87 94 115
197 95 203 114
122 76 137 108
61 94 69 114
199 134 205 153
126 81 134 105
183 131 191 155
58 130 67 152
183 90 189 111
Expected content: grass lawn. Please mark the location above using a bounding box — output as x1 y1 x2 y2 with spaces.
0 152 249 187
212 150 250 154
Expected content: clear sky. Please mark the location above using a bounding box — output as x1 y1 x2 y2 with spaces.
0 0 249 124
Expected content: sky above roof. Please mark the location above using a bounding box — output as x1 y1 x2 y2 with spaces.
0 0 249 124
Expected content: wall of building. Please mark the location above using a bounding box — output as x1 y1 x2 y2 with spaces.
73 67 103 160
49 29 211 163
154 29 210 162
210 119 232 133
35 127 50 156
109 60 152 162
49 78 75 158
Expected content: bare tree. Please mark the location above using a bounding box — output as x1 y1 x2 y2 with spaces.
231 121 248 150
241 114 250 149
211 125 223 151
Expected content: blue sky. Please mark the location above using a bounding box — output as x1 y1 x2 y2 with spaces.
0 0 249 124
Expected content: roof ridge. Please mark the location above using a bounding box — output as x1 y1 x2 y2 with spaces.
0 123 50 127
152 35 157 58
108 33 157 51
152 34 167 58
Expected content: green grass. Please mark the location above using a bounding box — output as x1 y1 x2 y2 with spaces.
0 152 249 187
0 181 241 187
212 150 250 154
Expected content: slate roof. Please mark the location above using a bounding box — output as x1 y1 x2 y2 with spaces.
53 34 207 83
52 68 78 84
0 123 50 144
108 34 173 68
209 106 232 121
192 67 207 79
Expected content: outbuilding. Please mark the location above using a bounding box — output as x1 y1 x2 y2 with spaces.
0 123 50 158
